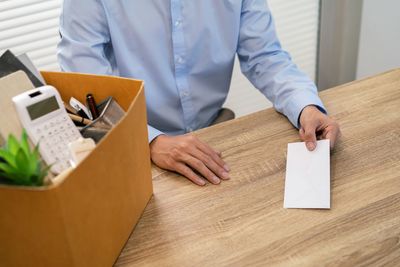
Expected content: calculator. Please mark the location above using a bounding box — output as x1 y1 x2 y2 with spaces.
12 86 82 174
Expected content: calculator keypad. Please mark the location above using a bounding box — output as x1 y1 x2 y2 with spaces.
32 114 81 174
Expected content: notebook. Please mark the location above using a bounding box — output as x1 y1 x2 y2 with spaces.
0 50 44 87
0 71 35 142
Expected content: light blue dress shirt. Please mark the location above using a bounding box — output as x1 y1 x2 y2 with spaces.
58 0 325 142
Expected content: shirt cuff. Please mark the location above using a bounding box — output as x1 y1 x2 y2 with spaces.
285 91 327 129
147 125 164 143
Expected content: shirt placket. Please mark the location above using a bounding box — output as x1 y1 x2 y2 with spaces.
170 0 195 133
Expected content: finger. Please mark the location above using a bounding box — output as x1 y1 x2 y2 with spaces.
174 162 206 186
185 156 221 185
301 122 319 151
195 139 229 172
325 126 341 149
299 127 305 139
188 147 230 180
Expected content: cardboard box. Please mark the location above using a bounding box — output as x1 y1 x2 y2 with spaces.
0 72 153 266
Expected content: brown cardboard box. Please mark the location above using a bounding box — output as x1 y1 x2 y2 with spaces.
0 72 153 266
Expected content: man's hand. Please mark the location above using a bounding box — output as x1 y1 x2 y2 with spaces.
150 134 230 186
299 105 341 151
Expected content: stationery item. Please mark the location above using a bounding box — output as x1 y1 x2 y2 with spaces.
0 71 35 140
86 93 100 119
68 137 96 167
69 97 92 120
95 97 125 126
68 113 93 126
12 86 82 174
0 50 44 87
80 97 125 143
284 139 330 209
17 53 46 84
63 101 78 115
79 127 109 144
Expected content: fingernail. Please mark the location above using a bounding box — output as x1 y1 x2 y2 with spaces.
224 164 230 172
306 142 316 151
198 179 206 186
212 176 221 184
221 171 230 180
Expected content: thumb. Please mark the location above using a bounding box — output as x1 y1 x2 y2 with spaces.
301 123 318 151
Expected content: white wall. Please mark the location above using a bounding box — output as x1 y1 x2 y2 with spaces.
225 0 320 117
357 0 400 79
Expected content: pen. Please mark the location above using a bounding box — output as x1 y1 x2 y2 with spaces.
86 93 100 120
69 97 92 119
68 114 93 126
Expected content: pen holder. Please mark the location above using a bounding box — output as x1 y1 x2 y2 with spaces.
80 97 125 142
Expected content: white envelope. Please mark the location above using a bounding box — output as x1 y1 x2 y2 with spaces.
284 139 330 209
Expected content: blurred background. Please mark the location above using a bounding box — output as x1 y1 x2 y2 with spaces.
1 0 399 117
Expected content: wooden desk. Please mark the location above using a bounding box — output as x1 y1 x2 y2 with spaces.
116 70 400 266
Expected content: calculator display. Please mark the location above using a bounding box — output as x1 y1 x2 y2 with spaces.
26 96 60 120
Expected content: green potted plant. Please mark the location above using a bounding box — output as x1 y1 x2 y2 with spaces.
0 130 49 186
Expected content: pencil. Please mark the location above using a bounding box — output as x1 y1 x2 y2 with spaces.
68 113 93 126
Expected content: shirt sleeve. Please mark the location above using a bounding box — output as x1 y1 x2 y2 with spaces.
58 0 164 142
57 0 115 75
237 0 326 128
148 125 165 143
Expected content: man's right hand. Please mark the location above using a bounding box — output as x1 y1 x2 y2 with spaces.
150 134 230 186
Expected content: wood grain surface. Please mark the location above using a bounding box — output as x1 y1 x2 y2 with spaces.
115 69 400 267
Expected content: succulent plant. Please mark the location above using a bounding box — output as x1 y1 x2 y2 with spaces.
0 130 49 186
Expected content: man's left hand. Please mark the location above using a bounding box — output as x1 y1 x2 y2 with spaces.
299 105 341 151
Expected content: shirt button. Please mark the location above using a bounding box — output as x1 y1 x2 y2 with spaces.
176 56 184 64
180 91 189 97
174 20 182 27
